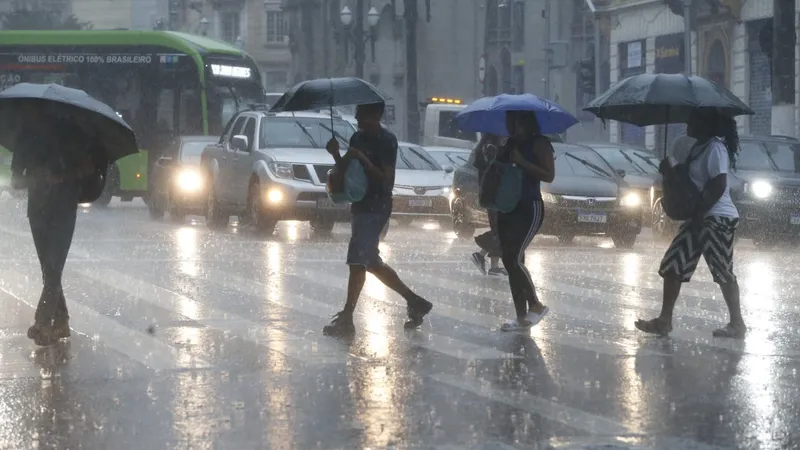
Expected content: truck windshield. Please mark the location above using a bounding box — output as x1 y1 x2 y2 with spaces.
260 117 356 148
737 141 776 171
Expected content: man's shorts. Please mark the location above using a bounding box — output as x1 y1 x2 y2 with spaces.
346 210 390 268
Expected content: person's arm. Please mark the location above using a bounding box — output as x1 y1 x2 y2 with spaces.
511 137 555 183
353 136 396 190
695 143 729 215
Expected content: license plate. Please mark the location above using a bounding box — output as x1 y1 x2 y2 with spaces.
408 198 432 207
577 212 607 223
316 199 348 210
791 214 800 225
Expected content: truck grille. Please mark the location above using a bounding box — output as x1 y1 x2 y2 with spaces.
314 165 335 183
774 186 800 204
293 164 311 181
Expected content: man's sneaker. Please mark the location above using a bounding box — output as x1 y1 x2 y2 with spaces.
470 252 487 275
52 320 71 339
404 297 433 329
488 267 508 277
322 311 356 337
27 323 56 346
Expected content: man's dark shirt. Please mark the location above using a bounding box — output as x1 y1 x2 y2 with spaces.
349 128 397 214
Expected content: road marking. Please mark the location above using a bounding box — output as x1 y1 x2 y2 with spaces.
205 269 518 361
0 269 200 372
286 267 664 358
78 267 356 366
430 373 638 436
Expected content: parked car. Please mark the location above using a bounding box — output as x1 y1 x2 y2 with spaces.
148 135 218 221
200 108 357 234
651 135 799 247
424 146 472 170
392 142 454 226
577 142 659 216
451 143 644 248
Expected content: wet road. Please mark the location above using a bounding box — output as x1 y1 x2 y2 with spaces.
1 197 799 450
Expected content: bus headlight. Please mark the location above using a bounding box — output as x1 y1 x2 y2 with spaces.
749 180 773 199
268 162 294 179
176 169 203 192
621 191 642 208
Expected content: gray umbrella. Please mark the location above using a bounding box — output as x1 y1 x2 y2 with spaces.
583 73 754 126
269 77 391 113
0 83 138 163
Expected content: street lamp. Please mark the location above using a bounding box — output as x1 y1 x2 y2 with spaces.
338 3 380 79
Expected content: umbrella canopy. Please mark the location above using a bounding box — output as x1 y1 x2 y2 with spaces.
455 94 578 136
0 83 138 163
269 77 391 113
583 73 754 126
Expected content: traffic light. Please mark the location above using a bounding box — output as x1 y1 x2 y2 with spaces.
579 59 595 96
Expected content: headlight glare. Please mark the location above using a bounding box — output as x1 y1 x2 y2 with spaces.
176 169 203 192
268 162 294 179
750 180 773 199
621 191 642 207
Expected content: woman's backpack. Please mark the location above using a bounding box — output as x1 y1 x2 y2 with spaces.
661 142 707 221
327 159 367 204
479 151 523 213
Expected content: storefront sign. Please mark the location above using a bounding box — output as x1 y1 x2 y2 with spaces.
626 41 642 69
210 64 251 79
654 33 684 74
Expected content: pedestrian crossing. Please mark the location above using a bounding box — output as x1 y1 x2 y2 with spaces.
1 220 797 449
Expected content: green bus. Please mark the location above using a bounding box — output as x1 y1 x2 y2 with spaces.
0 30 265 204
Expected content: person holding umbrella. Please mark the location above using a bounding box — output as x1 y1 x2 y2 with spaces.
584 73 754 339
0 83 138 346
454 95 577 331
322 102 433 336
269 77 432 336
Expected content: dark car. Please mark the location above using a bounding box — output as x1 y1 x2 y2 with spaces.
650 135 800 247
577 142 660 215
148 135 218 221
450 143 645 248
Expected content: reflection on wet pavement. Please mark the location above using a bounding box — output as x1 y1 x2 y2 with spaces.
1 198 799 449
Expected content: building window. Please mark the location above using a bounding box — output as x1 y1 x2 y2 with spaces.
265 70 288 92
221 12 240 43
266 6 288 44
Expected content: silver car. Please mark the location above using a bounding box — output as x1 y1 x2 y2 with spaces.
392 142 454 226
201 109 357 234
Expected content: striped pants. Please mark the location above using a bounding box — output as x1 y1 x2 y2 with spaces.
497 199 545 317
659 216 739 284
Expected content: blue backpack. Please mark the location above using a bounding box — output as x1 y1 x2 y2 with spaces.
479 158 523 213
327 159 367 204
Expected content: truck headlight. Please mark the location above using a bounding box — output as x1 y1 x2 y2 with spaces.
621 191 642 207
749 180 773 199
176 169 203 192
268 162 293 179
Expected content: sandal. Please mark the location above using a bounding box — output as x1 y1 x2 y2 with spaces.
712 323 746 340
634 318 672 337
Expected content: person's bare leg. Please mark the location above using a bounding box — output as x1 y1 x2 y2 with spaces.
713 279 746 338
489 257 500 269
635 274 681 336
368 263 432 328
343 265 367 313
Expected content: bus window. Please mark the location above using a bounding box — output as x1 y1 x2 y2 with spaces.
157 89 175 131
180 88 202 135
438 110 476 142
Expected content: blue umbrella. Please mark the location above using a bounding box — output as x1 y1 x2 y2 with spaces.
455 94 578 136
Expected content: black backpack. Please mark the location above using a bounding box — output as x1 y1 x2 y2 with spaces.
661 143 707 221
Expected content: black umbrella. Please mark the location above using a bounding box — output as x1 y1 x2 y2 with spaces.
269 77 390 113
583 73 754 126
0 83 138 163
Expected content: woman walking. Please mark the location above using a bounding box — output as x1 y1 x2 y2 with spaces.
497 111 555 331
635 109 746 339
470 133 506 277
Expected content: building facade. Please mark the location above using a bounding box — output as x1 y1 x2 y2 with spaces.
605 0 800 149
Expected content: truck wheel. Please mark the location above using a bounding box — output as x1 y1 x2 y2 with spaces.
148 197 165 219
206 185 229 230
245 181 276 236
94 165 117 207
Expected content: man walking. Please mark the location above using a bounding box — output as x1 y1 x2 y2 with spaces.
323 102 432 337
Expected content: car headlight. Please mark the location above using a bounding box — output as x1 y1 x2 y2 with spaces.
620 191 642 207
442 186 451 194
749 180 773 199
268 162 293 179
541 192 558 203
176 169 203 192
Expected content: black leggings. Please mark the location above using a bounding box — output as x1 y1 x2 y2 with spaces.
497 199 545 318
